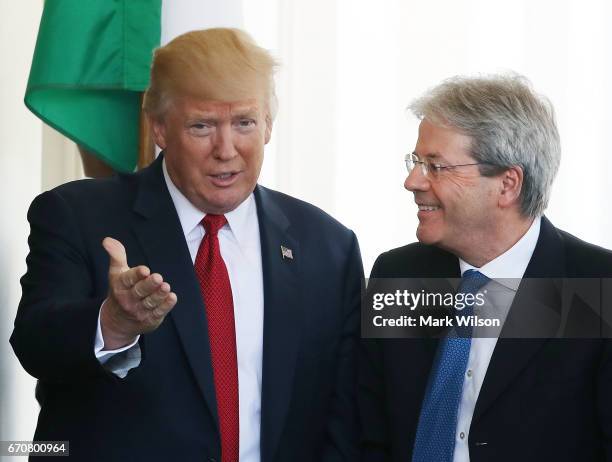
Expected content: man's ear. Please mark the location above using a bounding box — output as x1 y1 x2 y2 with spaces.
264 113 273 144
150 115 167 150
498 165 524 209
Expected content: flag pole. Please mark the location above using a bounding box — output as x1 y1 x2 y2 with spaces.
137 93 155 170
77 146 115 178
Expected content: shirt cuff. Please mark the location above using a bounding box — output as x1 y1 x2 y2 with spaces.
94 302 140 367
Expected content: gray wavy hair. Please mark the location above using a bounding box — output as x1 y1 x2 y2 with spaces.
409 73 560 218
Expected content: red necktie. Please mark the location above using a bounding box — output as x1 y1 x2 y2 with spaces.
195 214 239 462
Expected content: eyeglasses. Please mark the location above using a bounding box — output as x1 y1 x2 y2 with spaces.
405 152 494 178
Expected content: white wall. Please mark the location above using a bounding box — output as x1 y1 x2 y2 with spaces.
0 0 44 454
246 0 612 274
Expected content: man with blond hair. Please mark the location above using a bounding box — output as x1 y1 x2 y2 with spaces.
12 28 362 462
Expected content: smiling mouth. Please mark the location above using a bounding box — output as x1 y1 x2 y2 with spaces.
417 204 441 211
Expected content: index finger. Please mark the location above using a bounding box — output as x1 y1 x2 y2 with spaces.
116 265 150 289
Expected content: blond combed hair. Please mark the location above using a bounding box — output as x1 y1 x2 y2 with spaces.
143 28 278 120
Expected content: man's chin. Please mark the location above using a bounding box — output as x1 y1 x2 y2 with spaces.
204 199 241 215
206 189 257 214
415 226 440 246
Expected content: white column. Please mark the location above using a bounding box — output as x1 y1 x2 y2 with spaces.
0 0 45 455
267 0 340 212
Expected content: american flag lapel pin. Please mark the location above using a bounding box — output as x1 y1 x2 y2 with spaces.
280 245 293 260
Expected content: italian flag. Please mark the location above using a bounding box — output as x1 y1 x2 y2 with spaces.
25 0 243 172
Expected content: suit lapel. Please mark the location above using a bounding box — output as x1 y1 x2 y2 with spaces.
131 155 219 430
472 217 566 424
255 186 302 462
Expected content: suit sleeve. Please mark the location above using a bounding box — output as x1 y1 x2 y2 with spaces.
10 189 111 383
320 231 364 462
359 254 391 461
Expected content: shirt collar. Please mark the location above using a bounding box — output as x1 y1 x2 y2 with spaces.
459 216 541 290
162 158 257 249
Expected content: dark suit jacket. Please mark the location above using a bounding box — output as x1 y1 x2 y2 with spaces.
360 217 612 461
11 155 363 462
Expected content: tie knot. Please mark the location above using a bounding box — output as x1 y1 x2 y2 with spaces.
202 214 227 236
458 269 490 295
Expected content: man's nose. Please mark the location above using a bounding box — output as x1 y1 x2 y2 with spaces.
213 124 238 160
404 166 430 192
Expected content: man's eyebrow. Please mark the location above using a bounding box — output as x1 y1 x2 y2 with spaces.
414 151 444 161
231 107 259 117
185 113 217 121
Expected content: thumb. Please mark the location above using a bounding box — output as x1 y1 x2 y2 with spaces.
102 237 129 274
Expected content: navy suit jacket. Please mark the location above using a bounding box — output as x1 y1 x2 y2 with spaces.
360 217 612 461
11 155 363 462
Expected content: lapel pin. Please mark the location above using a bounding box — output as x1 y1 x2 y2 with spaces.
281 245 293 260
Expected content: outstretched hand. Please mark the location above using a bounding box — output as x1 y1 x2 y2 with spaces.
100 237 178 350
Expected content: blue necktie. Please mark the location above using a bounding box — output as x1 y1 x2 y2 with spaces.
412 269 490 462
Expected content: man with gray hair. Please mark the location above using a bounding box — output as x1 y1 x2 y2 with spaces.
360 74 612 462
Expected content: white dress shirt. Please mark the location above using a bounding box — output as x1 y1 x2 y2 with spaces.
95 159 264 462
451 217 541 462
